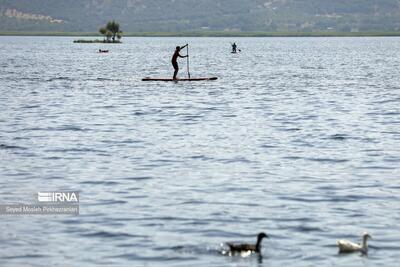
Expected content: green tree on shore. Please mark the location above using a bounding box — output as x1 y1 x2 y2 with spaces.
99 20 122 42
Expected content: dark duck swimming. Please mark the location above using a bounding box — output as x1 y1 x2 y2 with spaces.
226 232 269 254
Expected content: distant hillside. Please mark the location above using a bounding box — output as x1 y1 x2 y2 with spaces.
1 0 400 32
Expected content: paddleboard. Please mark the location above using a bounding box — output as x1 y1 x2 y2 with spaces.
142 77 218 81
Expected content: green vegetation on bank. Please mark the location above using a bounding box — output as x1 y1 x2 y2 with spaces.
0 31 99 36
1 31 400 37
73 39 121 43
72 20 123 43
2 1 400 33
122 31 400 37
99 20 123 42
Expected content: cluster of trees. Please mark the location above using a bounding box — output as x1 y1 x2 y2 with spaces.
99 20 122 42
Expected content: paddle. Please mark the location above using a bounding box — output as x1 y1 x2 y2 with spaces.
186 44 191 79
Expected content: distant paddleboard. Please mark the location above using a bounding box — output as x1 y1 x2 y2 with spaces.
142 77 218 81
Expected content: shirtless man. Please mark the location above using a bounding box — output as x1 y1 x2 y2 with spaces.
172 44 188 80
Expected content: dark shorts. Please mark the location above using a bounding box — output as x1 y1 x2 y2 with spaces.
172 62 178 70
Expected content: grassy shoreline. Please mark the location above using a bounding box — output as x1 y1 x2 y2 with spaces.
73 39 121 43
0 31 400 37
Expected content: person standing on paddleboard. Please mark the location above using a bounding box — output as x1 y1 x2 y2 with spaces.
172 44 188 80
232 42 237 53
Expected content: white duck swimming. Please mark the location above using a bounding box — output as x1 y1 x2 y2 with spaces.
337 232 372 254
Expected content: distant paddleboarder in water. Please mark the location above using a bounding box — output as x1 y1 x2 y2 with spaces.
231 42 241 53
172 44 188 80
232 42 237 53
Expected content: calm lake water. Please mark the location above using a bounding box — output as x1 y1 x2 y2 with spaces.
0 36 399 266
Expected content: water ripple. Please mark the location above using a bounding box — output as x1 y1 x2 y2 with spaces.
1 36 399 267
